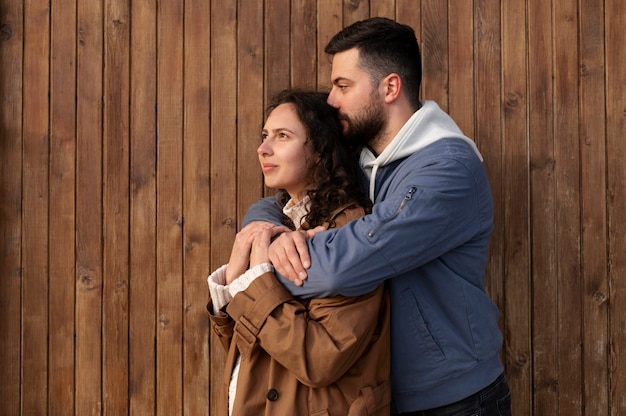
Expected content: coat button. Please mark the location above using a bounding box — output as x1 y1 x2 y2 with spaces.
266 389 279 401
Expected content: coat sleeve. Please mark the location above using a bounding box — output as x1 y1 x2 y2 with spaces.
226 272 386 388
208 300 235 352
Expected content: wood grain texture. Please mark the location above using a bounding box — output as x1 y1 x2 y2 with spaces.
0 0 24 414
75 0 104 413
21 2 50 413
237 1 265 215
316 0 342 90
209 1 238 414
474 0 504 353
183 1 211 414
528 0 558 414
579 0 609 414
49 0 77 413
421 0 448 110
606 0 626 414
0 1 624 414
501 1 531 414
156 1 184 414
448 0 474 138
103 0 131 413
129 0 157 413
553 0 584 414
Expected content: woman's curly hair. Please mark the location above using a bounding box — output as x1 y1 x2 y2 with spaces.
266 89 372 229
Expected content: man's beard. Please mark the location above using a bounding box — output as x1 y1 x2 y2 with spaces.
340 96 386 150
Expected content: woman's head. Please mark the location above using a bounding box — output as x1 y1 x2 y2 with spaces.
258 100 319 202
259 89 370 228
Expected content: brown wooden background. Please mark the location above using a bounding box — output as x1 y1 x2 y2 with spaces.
1 0 624 415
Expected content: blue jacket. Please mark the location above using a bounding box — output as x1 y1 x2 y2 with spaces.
243 101 504 412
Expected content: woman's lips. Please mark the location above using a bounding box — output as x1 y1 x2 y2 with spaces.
261 163 278 173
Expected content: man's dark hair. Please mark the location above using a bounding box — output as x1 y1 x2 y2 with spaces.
325 17 422 111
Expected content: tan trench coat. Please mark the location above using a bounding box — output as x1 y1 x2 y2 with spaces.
209 206 391 415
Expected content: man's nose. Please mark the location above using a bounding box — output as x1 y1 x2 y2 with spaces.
327 89 339 108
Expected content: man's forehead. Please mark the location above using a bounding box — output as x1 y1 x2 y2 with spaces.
330 49 366 80
331 48 360 67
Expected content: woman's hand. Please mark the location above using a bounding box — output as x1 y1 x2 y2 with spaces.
226 222 272 284
226 222 289 284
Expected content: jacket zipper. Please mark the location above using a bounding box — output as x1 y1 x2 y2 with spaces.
368 186 417 238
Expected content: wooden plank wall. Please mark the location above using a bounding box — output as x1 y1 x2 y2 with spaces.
0 1 624 415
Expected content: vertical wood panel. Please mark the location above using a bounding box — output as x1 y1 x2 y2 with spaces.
21 0 50 413
395 0 422 105
103 0 130 413
76 0 104 413
1 1 626 415
291 0 317 88
265 0 291 98
209 1 238 414
129 1 157 414
370 0 395 19
49 0 77 413
473 0 504 344
316 0 342 89
0 0 23 413
579 0 609 414
156 0 184 414
553 0 583 413
447 0 474 137
420 0 448 110
396 0 421 37
501 1 532 414
606 1 626 414
182 1 211 414
528 0 557 414
343 0 369 25
237 1 265 219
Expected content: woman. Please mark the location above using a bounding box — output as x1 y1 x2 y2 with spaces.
207 89 390 415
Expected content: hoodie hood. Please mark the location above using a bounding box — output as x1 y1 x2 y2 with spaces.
360 100 483 200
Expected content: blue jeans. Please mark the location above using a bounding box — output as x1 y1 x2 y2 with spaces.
392 373 511 416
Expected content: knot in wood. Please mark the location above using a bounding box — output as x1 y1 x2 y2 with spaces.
592 290 607 305
1 23 12 41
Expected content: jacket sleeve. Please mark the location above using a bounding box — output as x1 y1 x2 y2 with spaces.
242 196 284 227
280 149 493 298
226 271 386 387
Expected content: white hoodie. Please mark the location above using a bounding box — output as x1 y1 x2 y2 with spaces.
360 100 483 200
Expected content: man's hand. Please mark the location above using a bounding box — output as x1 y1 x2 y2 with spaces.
269 226 325 286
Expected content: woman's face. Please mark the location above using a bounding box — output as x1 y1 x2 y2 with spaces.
258 103 318 202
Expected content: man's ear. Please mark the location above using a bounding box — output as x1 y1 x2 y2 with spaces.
382 73 402 103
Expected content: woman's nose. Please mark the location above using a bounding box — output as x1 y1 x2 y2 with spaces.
257 140 270 156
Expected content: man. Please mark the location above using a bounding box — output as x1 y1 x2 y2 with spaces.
243 17 511 415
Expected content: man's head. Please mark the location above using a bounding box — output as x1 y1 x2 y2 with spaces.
325 17 422 151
